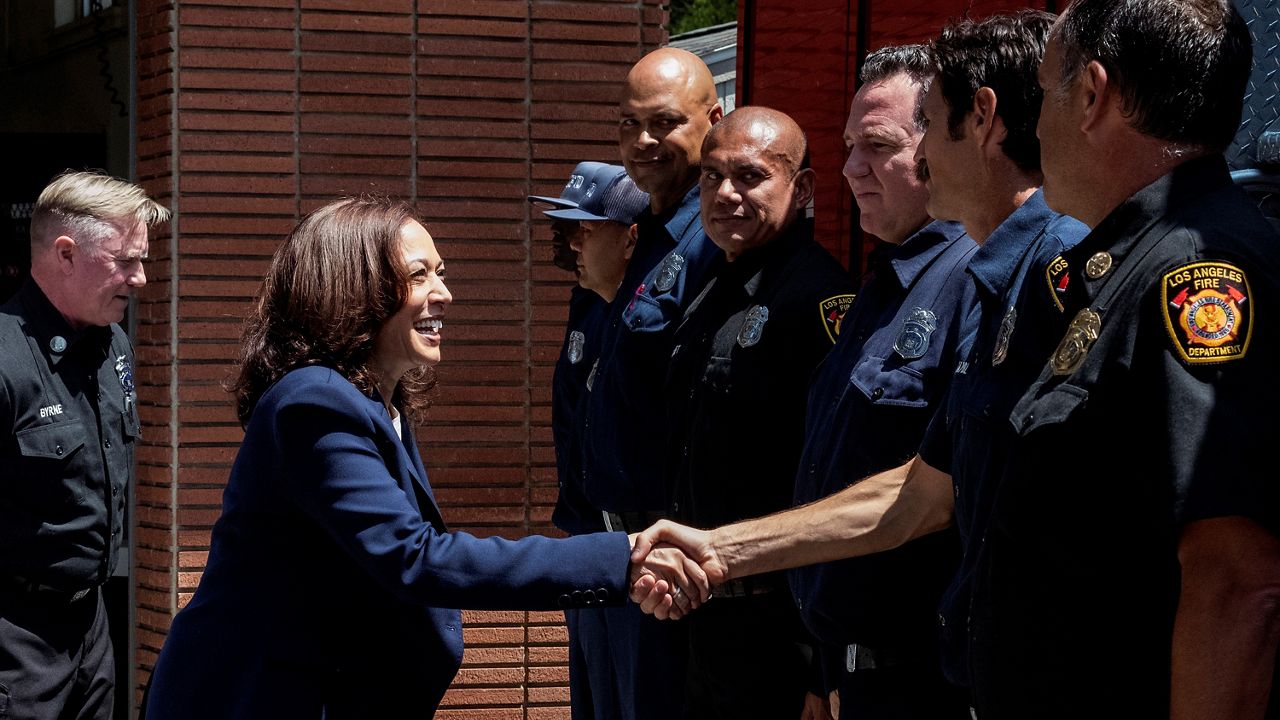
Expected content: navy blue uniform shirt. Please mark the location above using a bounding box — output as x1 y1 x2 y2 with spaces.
551 286 608 535
665 221 856 530
964 157 1280 718
581 185 719 513
0 280 136 590
788 220 976 661
916 190 1088 690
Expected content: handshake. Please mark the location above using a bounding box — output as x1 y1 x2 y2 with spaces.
625 520 729 620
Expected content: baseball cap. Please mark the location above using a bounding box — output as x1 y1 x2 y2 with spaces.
528 162 650 225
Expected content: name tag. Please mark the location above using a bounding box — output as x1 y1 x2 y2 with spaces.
39 404 63 419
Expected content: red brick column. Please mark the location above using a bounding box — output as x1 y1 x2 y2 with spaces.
132 1 665 716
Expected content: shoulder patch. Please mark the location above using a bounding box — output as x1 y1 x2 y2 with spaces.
1044 254 1070 312
820 294 856 344
1161 261 1252 364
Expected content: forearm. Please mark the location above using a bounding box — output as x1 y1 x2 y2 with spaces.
1171 517 1280 720
710 456 954 580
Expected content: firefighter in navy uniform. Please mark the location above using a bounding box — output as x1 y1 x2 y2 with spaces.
0 171 168 720
530 162 646 719
789 45 977 720
662 107 856 718
966 1 1280 716
577 47 723 719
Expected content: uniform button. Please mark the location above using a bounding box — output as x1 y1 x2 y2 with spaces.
55 444 64 456
982 405 991 417
104 440 111 449
938 613 946 628
870 387 883 400
671 502 679 513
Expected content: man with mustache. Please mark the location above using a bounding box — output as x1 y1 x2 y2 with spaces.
662 105 855 718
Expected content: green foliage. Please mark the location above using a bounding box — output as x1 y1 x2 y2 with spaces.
669 0 737 37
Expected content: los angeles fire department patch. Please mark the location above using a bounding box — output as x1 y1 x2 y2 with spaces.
1161 261 1252 364
1045 254 1070 312
820 294 856 344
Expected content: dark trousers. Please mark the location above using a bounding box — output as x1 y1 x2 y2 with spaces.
592 603 687 720
0 587 113 720
838 658 969 720
684 592 809 719
566 608 622 720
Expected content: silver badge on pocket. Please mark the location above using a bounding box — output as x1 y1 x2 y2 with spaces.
992 305 1016 366
736 305 770 348
653 253 685 293
567 330 585 364
893 307 937 360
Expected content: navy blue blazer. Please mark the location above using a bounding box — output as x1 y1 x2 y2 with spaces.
146 366 630 719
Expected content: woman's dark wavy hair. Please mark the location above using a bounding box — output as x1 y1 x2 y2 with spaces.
231 196 437 426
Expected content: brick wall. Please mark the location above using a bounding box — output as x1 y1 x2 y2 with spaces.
132 1 664 716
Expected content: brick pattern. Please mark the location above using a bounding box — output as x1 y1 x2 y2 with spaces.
133 1 663 716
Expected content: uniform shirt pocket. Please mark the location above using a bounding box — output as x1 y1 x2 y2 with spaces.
848 355 929 408
1009 382 1089 436
15 419 87 460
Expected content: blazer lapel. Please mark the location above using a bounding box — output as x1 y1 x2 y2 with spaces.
400 421 446 530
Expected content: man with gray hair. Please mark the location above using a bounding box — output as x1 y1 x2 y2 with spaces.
788 44 974 720
0 170 168 719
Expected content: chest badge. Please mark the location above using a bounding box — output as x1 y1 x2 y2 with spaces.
893 307 937 360
115 355 136 412
992 305 1017 366
1085 252 1113 279
49 335 67 353
1051 308 1102 375
1162 261 1251 364
567 330 585 365
1044 255 1070 312
653 253 685 293
737 305 770 348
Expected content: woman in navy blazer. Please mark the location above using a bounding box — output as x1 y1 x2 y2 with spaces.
145 197 701 719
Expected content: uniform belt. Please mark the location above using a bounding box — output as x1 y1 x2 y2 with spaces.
844 642 910 671
712 575 781 598
0 576 96 603
601 511 663 533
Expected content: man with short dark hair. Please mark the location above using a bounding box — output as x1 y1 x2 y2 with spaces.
1018 1 1280 716
0 170 168 720
664 105 856 718
791 44 975 720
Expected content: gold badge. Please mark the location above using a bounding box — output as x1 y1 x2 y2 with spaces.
819 294 856 344
1052 308 1102 375
1044 254 1070 312
1084 252 1113 279
1162 261 1252 364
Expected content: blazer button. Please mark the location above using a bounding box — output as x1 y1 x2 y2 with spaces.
595 588 609 603
571 590 584 606
557 594 571 608
582 589 596 605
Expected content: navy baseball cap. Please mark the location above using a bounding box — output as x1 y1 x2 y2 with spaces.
529 162 649 225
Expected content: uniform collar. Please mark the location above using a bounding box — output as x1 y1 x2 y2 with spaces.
721 217 811 298
15 280 110 366
886 220 967 290
1064 154 1233 298
967 188 1054 300
663 183 703 242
